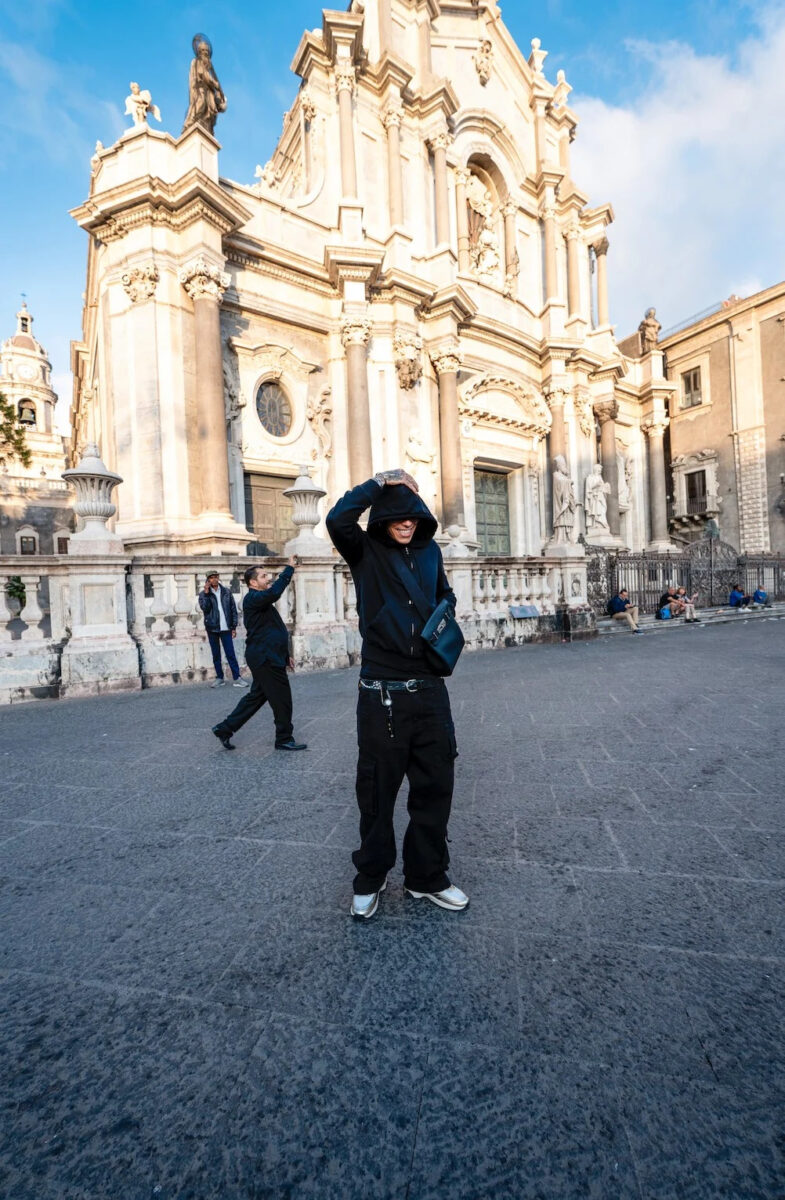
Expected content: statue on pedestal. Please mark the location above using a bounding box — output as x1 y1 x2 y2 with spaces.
638 307 661 354
182 34 226 136
124 82 161 127
584 462 611 535
552 454 576 543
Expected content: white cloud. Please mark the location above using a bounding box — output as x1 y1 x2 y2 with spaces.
570 5 785 336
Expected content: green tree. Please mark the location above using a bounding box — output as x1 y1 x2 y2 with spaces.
0 390 32 468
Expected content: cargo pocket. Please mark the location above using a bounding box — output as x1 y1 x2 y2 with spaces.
440 723 458 763
355 753 378 815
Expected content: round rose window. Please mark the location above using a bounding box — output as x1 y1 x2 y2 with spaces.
256 381 292 437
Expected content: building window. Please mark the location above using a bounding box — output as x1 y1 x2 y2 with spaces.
685 469 707 515
18 399 37 427
474 467 511 555
256 382 292 437
56 537 70 555
681 367 702 409
20 536 37 555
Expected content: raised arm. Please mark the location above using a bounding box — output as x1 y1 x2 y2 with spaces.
244 565 294 612
325 478 383 568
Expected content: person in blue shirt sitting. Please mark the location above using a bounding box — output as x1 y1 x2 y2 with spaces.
607 589 643 633
728 584 752 610
752 586 771 608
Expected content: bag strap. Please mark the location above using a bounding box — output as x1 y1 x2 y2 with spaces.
389 550 433 623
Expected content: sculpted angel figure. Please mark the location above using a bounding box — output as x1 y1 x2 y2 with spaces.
182 35 226 135
552 454 576 543
125 82 161 127
584 462 610 534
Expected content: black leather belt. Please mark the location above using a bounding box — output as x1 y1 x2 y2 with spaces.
359 678 440 693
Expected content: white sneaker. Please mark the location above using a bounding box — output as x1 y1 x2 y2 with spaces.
350 880 386 919
404 884 469 911
232 678 248 687
210 679 226 688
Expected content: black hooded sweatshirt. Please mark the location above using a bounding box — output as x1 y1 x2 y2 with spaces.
326 478 457 679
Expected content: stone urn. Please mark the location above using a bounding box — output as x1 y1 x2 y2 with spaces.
283 465 328 557
62 442 124 553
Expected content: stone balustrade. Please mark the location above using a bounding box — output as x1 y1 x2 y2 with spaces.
0 549 591 704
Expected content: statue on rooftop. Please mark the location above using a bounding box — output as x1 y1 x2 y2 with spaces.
182 34 226 136
638 307 661 354
124 82 161 128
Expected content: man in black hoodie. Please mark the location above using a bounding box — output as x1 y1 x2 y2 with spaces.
326 468 468 919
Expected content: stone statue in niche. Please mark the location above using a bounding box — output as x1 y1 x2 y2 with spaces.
552 454 576 543
405 430 437 499
466 175 500 278
638 307 661 354
125 82 161 127
182 34 226 136
584 462 610 535
617 446 633 509
474 40 492 85
307 388 333 460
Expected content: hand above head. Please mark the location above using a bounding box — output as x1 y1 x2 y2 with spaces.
288 555 298 568
374 468 419 493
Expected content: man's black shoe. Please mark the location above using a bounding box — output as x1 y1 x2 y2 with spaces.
212 725 236 750
275 738 308 751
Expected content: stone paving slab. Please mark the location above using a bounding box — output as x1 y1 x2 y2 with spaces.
1 620 785 1197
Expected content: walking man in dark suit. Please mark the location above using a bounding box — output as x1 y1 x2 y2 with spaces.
212 557 307 752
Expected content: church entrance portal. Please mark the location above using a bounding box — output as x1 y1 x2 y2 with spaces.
243 472 297 555
474 467 511 556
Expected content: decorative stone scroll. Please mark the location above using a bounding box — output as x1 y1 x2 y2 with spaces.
179 257 230 301
393 331 423 389
121 263 159 303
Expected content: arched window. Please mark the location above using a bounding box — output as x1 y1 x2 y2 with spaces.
18 399 36 428
255 381 292 437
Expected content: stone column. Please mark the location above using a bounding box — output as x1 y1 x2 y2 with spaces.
341 314 373 482
502 199 518 290
383 98 404 227
566 222 582 318
180 258 232 515
455 168 471 272
428 131 451 248
540 202 558 301
545 387 567 464
644 417 671 547
595 399 621 538
593 237 609 326
335 62 358 199
431 342 464 529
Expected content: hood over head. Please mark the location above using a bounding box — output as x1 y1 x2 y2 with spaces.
367 484 438 546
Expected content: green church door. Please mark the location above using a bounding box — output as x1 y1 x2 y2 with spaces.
474 468 511 556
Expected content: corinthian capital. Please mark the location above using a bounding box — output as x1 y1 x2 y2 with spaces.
593 399 619 424
501 199 518 219
340 314 372 348
642 415 669 439
334 61 357 95
455 167 472 189
179 258 230 302
430 341 462 376
382 97 404 128
427 129 452 153
122 262 159 303
564 222 582 241
539 202 557 222
543 385 569 410
592 236 609 256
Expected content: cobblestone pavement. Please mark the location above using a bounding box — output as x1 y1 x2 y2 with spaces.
2 619 784 1199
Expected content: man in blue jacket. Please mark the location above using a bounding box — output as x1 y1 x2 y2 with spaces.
198 571 246 687
212 556 307 752
326 467 468 920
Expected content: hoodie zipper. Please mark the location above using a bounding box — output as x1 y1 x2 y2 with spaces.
404 546 415 657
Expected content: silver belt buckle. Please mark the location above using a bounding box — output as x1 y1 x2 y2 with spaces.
405 679 418 692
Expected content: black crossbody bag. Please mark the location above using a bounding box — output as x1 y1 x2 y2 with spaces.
391 554 465 677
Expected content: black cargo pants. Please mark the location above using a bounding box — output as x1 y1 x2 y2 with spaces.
352 678 457 895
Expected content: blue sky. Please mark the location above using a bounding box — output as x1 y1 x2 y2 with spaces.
2 0 782 429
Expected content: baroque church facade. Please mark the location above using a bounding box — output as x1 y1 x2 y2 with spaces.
69 0 676 562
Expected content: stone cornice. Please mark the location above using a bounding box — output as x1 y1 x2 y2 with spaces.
582 202 615 228
364 51 414 96
373 267 435 305
324 245 386 291
408 78 460 123
71 170 252 242
291 30 331 79
322 9 364 65
225 239 333 298
420 282 477 326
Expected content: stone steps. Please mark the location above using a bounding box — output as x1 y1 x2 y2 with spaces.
597 602 785 636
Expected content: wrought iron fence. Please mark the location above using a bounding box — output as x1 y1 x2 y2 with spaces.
586 540 785 616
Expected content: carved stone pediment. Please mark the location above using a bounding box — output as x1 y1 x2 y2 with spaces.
228 339 320 381
461 375 551 436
